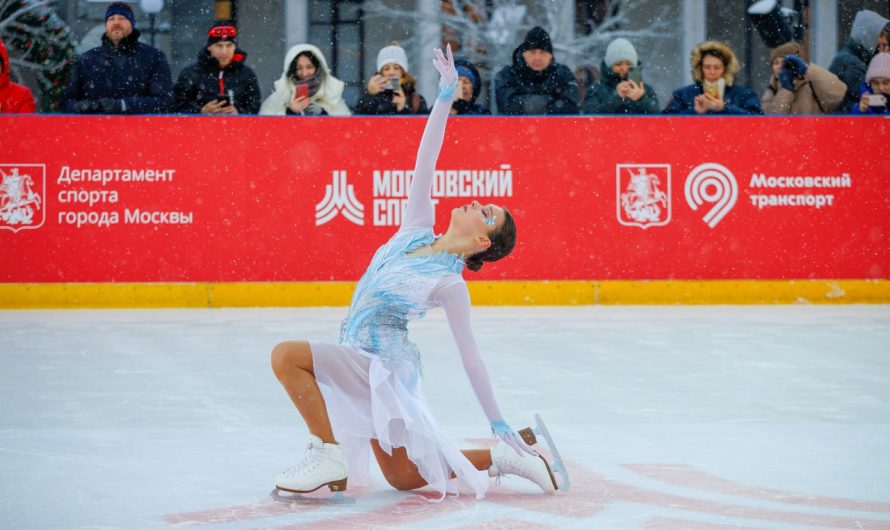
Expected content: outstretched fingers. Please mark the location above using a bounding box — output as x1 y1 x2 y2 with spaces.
432 45 457 85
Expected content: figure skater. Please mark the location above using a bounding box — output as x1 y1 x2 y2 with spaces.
270 45 558 501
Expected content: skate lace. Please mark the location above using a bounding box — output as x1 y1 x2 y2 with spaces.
282 442 323 478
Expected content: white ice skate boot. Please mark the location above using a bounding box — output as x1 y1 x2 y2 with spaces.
488 438 558 493
275 435 348 494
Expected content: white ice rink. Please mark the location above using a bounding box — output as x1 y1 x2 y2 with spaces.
1 305 889 530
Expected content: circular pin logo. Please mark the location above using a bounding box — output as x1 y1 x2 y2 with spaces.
684 163 737 228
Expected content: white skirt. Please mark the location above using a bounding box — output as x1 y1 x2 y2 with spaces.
309 340 489 500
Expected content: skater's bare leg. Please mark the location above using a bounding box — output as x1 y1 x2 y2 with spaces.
271 340 336 443
371 439 492 491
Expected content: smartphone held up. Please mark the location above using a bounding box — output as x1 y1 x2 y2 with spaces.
216 89 233 107
867 93 887 109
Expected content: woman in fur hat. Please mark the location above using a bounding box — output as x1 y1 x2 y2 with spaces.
663 40 762 115
259 44 350 116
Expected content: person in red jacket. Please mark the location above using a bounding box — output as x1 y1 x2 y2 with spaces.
0 38 37 113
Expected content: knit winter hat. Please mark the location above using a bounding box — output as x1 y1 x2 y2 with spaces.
207 22 238 46
376 44 409 73
769 41 802 64
105 2 136 27
456 65 478 89
520 26 553 53
605 38 638 67
866 52 890 82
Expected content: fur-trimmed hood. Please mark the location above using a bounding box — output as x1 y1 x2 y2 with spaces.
690 40 740 86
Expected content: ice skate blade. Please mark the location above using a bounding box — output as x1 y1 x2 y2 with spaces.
530 413 571 492
270 487 355 505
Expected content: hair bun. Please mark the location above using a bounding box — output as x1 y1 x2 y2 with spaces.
465 258 484 272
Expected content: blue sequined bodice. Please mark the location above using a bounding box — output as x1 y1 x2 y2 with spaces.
340 227 465 373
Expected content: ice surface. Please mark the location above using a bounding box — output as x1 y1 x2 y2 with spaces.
1 305 889 529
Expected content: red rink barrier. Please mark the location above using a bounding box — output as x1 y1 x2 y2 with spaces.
1 115 887 283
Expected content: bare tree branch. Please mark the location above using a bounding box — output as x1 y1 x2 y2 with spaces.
363 0 678 86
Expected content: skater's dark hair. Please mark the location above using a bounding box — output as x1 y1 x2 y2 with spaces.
466 208 516 272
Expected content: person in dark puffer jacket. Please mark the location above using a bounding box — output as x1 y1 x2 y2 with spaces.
62 2 172 114
828 9 889 113
582 38 659 115
494 26 578 115
173 22 260 115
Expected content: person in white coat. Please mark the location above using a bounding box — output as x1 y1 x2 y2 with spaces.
259 44 351 116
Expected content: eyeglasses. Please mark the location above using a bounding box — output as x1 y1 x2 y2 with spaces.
208 26 237 38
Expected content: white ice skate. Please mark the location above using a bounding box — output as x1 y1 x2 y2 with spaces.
519 413 570 491
488 413 570 493
489 437 558 493
272 435 350 502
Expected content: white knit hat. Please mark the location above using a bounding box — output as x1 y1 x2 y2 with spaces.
376 45 409 73
866 52 890 83
604 38 638 67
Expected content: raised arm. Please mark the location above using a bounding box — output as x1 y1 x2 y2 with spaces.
401 46 458 230
435 280 537 456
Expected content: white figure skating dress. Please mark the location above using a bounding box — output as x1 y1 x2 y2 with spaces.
308 87 509 501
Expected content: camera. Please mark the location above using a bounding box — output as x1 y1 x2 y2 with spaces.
383 77 401 91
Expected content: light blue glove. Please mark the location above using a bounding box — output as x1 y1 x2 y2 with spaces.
432 44 458 102
491 420 538 457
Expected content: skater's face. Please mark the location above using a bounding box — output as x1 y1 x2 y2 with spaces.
700 54 725 83
208 41 236 68
105 15 133 45
452 200 506 245
523 49 552 71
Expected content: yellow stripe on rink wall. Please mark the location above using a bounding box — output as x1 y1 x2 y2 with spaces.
1 280 888 309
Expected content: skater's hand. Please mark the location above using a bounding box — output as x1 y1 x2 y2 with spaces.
432 44 457 88
491 420 538 457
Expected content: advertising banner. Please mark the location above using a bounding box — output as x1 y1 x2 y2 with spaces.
1 115 887 283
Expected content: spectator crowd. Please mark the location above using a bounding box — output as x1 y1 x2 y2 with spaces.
2 2 889 116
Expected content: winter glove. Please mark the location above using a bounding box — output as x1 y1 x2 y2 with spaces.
432 44 457 101
783 54 808 77
491 420 538 457
452 99 472 114
75 100 101 113
778 69 796 92
98 98 124 113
